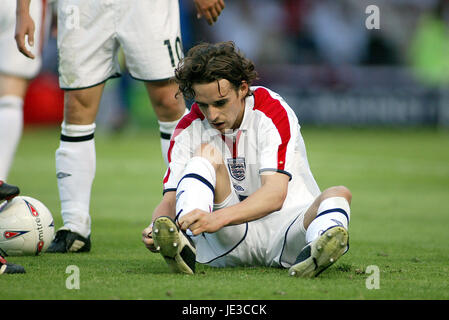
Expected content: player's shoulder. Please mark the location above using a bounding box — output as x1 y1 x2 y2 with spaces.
250 86 297 122
172 103 205 139
251 86 290 111
251 85 278 95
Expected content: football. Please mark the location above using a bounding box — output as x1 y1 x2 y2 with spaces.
0 196 55 256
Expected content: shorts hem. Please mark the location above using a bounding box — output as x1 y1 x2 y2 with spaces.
60 73 122 91
129 74 174 83
0 70 39 80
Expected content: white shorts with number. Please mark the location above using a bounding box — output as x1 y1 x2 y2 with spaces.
0 0 44 79
57 0 183 89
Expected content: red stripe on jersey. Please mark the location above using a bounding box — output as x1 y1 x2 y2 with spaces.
220 130 242 159
252 88 291 171
163 103 205 184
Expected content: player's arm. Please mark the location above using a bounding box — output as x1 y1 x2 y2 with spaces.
15 0 35 59
178 172 289 235
193 0 225 25
219 172 290 225
142 191 177 252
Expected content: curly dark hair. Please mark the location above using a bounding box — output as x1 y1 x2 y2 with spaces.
174 41 258 100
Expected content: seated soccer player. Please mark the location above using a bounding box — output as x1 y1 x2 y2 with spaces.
0 180 25 274
142 42 352 277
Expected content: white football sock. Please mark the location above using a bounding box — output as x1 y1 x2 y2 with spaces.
0 96 24 181
55 122 96 238
158 109 188 166
175 156 216 236
305 197 350 244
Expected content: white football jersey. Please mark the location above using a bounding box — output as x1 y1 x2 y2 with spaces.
164 86 320 207
163 86 321 267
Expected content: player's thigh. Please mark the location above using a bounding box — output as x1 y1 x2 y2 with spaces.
0 0 42 80
63 83 105 124
0 74 29 98
117 0 183 81
57 0 120 89
194 142 233 205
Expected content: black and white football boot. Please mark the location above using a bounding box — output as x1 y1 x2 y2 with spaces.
0 180 20 201
0 255 26 275
289 226 349 278
152 216 196 275
46 228 91 253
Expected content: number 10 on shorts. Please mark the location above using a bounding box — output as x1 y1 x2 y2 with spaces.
164 37 183 68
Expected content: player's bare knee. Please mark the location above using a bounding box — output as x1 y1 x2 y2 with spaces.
337 186 352 204
194 143 223 170
152 94 183 114
146 82 185 121
64 91 99 124
322 185 352 204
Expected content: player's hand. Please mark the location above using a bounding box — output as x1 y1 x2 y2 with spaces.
194 0 225 26
142 224 159 253
178 209 223 235
15 11 36 59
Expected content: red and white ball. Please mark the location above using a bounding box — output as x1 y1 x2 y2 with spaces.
0 196 55 256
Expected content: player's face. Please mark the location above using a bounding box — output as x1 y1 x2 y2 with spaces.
193 79 248 133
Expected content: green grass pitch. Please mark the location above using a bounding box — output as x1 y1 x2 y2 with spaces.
0 125 448 300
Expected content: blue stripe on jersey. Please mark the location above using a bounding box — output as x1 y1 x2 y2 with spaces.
162 188 177 195
259 168 292 181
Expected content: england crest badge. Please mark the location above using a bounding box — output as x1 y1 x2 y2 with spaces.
227 157 246 181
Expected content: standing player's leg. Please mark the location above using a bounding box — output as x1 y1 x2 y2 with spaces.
117 0 187 166
48 84 105 253
50 0 120 253
0 0 43 181
0 76 28 181
144 80 188 166
289 186 352 277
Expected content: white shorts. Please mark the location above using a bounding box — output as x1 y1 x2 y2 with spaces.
0 0 44 79
57 0 183 89
192 188 312 269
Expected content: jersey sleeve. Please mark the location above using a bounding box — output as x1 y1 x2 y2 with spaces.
162 104 205 193
162 135 192 193
257 116 295 180
253 87 297 180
